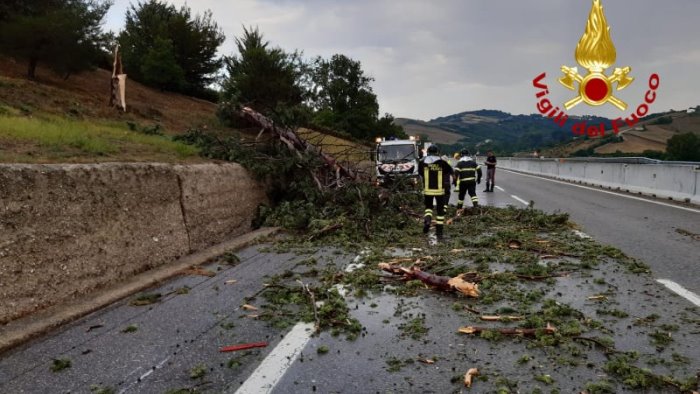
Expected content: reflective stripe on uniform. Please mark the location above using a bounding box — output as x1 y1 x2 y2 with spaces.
423 166 444 195
436 216 445 225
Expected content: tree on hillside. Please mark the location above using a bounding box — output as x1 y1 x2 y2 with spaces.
375 113 407 139
218 26 308 126
309 54 379 139
666 133 700 161
118 0 225 98
0 0 112 79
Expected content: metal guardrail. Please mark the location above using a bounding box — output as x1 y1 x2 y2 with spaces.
501 157 700 167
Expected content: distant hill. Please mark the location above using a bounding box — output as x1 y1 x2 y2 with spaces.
542 109 700 158
395 109 611 154
393 118 464 144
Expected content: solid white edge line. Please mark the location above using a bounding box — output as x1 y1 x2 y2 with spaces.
501 169 700 214
656 279 700 307
510 195 529 206
495 186 505 192
233 322 315 394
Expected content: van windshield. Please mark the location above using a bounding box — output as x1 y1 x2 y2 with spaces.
378 144 416 163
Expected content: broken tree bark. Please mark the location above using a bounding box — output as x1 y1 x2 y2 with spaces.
377 263 479 298
238 107 357 186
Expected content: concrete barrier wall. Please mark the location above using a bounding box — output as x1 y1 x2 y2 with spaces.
498 158 700 205
0 163 266 324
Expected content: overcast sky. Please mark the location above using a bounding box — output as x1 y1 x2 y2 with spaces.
104 0 700 121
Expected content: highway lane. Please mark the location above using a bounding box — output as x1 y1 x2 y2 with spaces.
493 168 700 295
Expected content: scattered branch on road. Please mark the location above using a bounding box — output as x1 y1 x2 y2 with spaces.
480 315 524 322
298 280 321 334
458 323 557 337
219 342 268 353
307 223 343 241
572 336 620 354
179 267 216 277
377 263 479 297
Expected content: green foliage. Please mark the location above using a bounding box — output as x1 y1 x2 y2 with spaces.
603 353 665 389
89 385 115 394
667 132 700 161
121 324 138 333
50 358 72 372
129 292 161 306
219 26 308 128
0 0 112 79
583 380 615 394
189 364 207 379
139 37 186 91
398 316 429 340
309 54 381 140
317 345 329 354
119 0 225 98
385 357 414 373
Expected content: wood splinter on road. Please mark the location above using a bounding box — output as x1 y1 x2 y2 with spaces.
464 368 479 387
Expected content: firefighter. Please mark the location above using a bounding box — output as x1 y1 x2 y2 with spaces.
419 145 453 240
454 149 482 208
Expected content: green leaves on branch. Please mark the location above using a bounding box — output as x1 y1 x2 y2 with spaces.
219 26 308 128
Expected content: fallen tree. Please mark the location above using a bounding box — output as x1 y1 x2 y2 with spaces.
238 107 357 189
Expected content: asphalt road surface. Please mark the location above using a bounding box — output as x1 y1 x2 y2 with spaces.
1 172 699 394
487 169 700 296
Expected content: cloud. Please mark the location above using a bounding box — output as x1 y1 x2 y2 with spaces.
104 0 700 119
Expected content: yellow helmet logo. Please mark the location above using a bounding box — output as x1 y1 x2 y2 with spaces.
559 0 633 111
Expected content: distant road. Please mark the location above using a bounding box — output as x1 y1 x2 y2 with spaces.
487 169 700 295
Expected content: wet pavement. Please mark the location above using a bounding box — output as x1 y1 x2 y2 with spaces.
1 186 699 393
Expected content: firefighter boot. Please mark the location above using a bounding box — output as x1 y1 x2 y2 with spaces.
423 215 431 234
436 225 444 241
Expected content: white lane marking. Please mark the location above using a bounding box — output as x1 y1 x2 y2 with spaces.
572 230 591 239
495 186 505 192
234 322 315 394
501 169 700 214
656 279 700 307
510 195 529 206
118 356 171 394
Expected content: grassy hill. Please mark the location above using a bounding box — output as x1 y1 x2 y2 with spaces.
393 118 464 144
0 57 222 163
0 57 369 165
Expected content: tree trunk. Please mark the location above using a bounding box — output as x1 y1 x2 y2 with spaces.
27 58 37 79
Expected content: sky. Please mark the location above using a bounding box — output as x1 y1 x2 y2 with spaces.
104 0 700 121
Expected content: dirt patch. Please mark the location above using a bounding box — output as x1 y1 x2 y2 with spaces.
0 57 218 134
